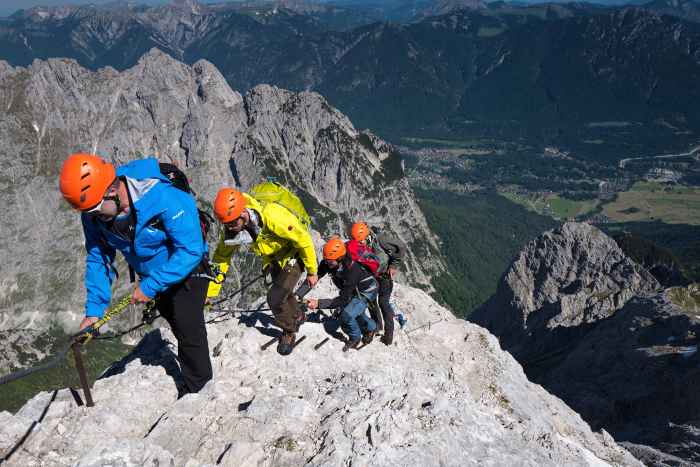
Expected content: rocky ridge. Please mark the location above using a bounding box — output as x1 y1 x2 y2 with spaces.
471 222 660 362
0 49 444 334
0 279 641 466
471 222 700 465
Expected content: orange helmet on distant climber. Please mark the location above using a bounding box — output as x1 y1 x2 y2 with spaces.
59 153 116 211
351 222 369 242
323 238 346 261
214 188 246 223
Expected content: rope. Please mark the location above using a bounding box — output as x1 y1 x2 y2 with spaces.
0 344 73 386
0 294 134 386
0 274 266 387
207 273 265 308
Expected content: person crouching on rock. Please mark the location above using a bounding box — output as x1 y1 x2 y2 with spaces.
304 238 378 351
59 154 212 395
210 188 318 356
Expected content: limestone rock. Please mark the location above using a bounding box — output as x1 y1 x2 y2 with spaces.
471 222 660 361
0 280 640 466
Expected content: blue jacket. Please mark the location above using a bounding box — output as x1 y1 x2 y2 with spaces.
81 158 206 318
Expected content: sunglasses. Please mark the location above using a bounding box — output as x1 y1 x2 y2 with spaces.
85 178 119 213
86 197 109 214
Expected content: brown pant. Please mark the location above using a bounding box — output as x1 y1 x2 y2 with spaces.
267 260 303 333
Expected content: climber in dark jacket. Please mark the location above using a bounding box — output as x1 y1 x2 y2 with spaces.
349 222 405 346
304 237 378 350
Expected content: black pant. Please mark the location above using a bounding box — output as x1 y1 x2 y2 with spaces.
157 276 213 394
369 274 395 344
379 274 395 344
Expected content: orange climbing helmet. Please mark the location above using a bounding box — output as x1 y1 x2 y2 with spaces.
323 237 346 261
350 222 369 242
214 188 246 223
59 153 116 211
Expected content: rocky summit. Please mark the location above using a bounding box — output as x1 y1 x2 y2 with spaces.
0 279 640 466
471 222 700 465
0 48 443 336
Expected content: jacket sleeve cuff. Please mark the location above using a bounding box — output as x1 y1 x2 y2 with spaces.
139 280 158 300
85 304 107 318
318 298 335 309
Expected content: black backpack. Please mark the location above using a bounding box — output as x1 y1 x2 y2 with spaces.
157 163 214 240
127 163 214 283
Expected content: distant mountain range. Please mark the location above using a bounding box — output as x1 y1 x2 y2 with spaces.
1 0 699 140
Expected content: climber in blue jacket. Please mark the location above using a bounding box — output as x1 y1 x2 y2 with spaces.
59 153 212 395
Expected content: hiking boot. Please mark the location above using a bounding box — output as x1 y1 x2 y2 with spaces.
343 339 361 352
277 332 296 356
362 330 376 345
396 314 407 329
380 335 393 346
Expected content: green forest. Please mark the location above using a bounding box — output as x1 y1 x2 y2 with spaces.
416 189 556 317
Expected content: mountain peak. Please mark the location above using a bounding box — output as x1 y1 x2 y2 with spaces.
470 221 659 360
170 0 201 14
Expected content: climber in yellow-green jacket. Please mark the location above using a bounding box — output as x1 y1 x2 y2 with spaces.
209 187 318 356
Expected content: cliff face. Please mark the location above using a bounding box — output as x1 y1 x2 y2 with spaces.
471 222 660 361
471 222 700 465
0 280 640 466
0 49 443 333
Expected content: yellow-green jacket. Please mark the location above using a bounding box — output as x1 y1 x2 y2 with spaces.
207 194 317 298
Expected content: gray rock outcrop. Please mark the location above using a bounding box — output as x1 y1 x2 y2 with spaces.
471 222 660 361
0 280 641 466
0 49 443 336
470 222 700 464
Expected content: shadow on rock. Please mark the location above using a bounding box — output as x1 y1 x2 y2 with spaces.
100 330 183 389
238 309 276 329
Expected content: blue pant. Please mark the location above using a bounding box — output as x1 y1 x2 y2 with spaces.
340 293 377 343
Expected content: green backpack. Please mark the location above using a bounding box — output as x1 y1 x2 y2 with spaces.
249 181 312 229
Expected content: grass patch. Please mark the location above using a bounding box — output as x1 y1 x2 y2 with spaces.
273 436 298 451
478 26 507 37
400 137 483 148
601 183 700 224
499 191 598 220
667 284 700 317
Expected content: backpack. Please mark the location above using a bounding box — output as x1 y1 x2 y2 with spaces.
125 163 213 283
249 181 312 229
346 240 383 277
366 234 391 275
157 163 213 240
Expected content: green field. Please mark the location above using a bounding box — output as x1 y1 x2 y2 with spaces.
400 136 491 148
500 191 598 220
602 182 700 225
